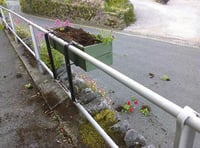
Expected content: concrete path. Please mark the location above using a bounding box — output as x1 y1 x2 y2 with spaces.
0 30 70 147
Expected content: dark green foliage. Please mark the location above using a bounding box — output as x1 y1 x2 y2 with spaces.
155 0 169 4
124 4 135 26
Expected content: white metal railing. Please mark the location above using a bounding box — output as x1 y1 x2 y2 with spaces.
1 6 200 148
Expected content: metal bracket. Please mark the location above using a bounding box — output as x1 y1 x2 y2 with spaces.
174 106 199 148
64 43 76 102
44 33 57 79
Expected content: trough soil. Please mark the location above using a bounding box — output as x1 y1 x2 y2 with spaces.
52 26 101 46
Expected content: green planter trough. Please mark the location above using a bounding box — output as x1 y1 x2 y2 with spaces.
49 27 113 72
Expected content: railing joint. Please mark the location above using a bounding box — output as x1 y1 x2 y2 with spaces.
174 106 198 148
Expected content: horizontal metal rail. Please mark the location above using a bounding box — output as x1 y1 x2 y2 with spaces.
48 33 200 132
1 6 200 148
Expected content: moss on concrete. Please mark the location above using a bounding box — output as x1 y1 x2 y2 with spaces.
79 109 118 147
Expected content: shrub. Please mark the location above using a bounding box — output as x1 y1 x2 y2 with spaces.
0 0 6 5
155 0 169 4
104 0 135 26
15 25 30 39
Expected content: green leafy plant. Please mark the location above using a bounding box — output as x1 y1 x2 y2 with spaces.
95 30 114 44
161 74 170 81
39 43 64 70
140 105 151 116
24 83 33 89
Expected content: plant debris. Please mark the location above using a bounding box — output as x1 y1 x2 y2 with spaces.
161 75 170 81
24 83 33 89
148 73 155 78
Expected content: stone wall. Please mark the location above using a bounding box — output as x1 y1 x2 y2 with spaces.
19 0 135 29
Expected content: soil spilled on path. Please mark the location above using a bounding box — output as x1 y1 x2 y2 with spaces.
0 33 74 147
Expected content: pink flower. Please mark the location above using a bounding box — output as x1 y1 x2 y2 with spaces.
127 101 131 106
37 32 44 41
14 18 21 24
63 19 70 26
134 100 138 105
54 19 62 27
129 107 134 113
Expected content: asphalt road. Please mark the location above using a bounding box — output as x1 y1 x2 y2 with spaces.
5 0 200 147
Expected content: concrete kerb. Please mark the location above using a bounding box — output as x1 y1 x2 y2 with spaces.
4 29 80 146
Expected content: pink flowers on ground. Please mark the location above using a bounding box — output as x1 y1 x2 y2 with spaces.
129 107 134 113
134 100 138 105
121 98 139 113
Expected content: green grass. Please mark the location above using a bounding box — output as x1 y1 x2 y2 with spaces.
39 43 64 70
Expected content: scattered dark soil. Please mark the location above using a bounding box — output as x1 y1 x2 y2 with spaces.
54 101 79 121
148 73 155 78
52 26 101 46
16 72 22 78
0 31 74 147
43 92 60 108
115 105 123 112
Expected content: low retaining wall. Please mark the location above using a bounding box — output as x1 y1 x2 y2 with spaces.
19 0 135 29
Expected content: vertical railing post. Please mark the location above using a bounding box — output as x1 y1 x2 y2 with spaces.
174 106 199 148
8 12 17 42
29 24 44 73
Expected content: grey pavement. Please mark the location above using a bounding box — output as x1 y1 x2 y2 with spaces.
0 30 67 147
3 1 200 147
